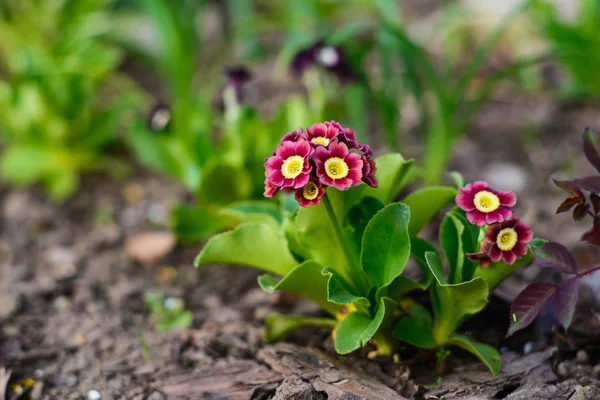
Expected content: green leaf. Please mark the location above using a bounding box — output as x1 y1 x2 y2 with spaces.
170 204 240 243
402 186 457 235
345 196 385 243
265 313 336 343
474 248 534 292
431 277 489 344
386 275 426 299
194 222 298 276
361 153 414 204
323 268 370 309
439 208 479 284
198 160 252 205
361 203 411 289
394 305 437 349
258 261 339 315
449 334 502 376
222 200 284 224
334 297 394 354
425 251 447 285
410 237 439 288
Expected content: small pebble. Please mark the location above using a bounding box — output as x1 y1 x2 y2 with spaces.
523 341 533 355
576 350 590 364
557 361 570 377
593 364 600 378
146 392 165 400
87 389 102 400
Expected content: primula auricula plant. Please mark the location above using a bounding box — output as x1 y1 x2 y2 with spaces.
196 120 539 375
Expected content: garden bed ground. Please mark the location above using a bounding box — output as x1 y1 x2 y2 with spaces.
2 101 600 400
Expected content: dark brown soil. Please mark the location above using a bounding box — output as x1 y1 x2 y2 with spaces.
2 100 600 399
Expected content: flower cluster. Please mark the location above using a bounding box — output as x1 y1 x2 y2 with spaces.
264 121 377 207
456 181 532 267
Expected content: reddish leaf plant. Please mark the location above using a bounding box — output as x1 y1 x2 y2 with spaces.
506 241 600 336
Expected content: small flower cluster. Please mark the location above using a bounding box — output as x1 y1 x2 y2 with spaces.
456 181 533 267
264 121 377 207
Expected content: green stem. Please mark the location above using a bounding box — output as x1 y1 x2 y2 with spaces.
322 192 369 294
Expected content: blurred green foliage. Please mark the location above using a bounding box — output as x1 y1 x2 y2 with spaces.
0 0 595 199
0 0 131 199
529 0 600 99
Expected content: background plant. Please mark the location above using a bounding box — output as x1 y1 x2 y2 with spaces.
529 0 600 99
0 0 131 200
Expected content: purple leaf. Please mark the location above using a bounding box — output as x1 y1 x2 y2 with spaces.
533 242 578 274
573 176 600 194
573 203 591 221
590 193 600 216
556 196 581 214
507 282 556 337
581 216 600 247
553 178 585 197
583 128 600 173
552 276 579 330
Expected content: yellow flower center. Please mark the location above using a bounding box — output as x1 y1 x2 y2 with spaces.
302 181 319 200
281 155 304 179
311 136 330 146
497 228 518 251
324 157 349 180
473 190 500 213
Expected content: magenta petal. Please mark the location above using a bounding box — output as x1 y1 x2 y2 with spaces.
512 242 528 258
472 181 489 191
495 207 513 221
502 251 517 265
268 171 285 186
293 173 310 189
294 140 312 157
489 245 503 262
345 152 363 169
485 223 502 242
456 189 476 211
275 141 296 159
466 210 488 226
497 191 517 207
330 142 349 158
485 211 504 225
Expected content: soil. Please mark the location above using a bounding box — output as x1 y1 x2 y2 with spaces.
3 88 600 399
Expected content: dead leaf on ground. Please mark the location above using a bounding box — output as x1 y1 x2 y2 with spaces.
125 232 176 264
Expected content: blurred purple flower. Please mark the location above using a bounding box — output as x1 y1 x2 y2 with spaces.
214 66 252 111
290 40 357 83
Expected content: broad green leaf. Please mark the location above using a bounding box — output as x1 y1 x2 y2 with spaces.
294 190 359 285
361 153 415 204
431 277 489 344
345 196 385 242
323 268 370 309
439 208 480 283
171 204 240 243
334 297 394 354
265 313 336 343
474 249 534 292
198 161 252 205
425 251 447 285
394 305 437 349
386 276 426 300
258 261 339 315
222 200 284 224
361 203 411 289
194 222 298 276
410 237 439 288
402 186 457 235
449 334 502 376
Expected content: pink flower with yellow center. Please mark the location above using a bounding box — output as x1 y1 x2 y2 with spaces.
306 122 339 147
265 140 313 189
295 177 325 207
455 181 516 226
484 218 533 265
314 142 363 190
